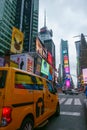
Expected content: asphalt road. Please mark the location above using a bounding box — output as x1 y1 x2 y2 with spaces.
36 92 87 130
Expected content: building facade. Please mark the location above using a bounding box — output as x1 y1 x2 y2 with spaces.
0 0 39 55
38 26 56 67
15 0 39 52
60 39 71 88
0 0 17 55
75 34 87 87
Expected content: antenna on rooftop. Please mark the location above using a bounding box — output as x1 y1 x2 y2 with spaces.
44 9 46 27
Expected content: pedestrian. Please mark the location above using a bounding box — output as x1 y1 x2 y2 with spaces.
84 83 87 98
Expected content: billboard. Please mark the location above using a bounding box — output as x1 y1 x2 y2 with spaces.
0 58 4 66
42 47 47 59
48 65 53 80
36 38 43 56
41 59 49 76
10 53 34 73
82 68 87 83
10 27 24 53
35 57 42 75
66 79 70 88
47 52 53 65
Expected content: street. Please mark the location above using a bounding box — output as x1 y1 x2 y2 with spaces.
36 92 87 130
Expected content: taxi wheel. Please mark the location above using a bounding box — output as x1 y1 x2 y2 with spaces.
20 117 33 130
55 103 60 116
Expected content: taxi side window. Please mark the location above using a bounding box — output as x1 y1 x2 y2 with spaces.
46 81 54 93
0 70 7 88
15 72 43 90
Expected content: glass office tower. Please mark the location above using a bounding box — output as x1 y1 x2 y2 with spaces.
15 0 39 52
0 0 39 55
0 0 17 55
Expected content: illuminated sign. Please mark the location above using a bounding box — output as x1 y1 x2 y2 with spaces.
82 68 87 83
64 60 68 64
47 52 53 65
66 80 70 88
65 67 70 73
48 65 53 80
41 59 49 76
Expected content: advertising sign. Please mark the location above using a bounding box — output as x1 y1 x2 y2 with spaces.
10 53 34 73
64 60 68 64
36 38 43 56
82 68 87 83
41 59 49 76
26 56 34 73
0 58 4 66
48 65 53 80
10 27 24 53
66 79 70 88
35 57 41 75
47 52 53 65
42 47 47 59
65 67 70 73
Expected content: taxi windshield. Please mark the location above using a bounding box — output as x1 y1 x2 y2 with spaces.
0 70 7 88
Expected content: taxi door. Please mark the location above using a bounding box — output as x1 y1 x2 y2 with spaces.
45 81 58 116
32 76 46 125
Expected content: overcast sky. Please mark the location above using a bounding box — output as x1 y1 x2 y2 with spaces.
39 0 87 85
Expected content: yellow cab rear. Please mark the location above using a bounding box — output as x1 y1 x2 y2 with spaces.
0 67 60 130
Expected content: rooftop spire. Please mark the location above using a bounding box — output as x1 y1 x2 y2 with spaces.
44 9 46 27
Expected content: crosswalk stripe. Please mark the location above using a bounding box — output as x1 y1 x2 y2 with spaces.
59 98 66 104
59 98 82 106
60 111 81 116
64 98 73 105
74 98 82 105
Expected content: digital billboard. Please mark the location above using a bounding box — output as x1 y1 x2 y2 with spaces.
82 68 87 83
66 80 70 88
48 65 53 80
47 52 53 65
41 59 49 76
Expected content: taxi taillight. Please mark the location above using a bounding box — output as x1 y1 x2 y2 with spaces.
1 107 12 126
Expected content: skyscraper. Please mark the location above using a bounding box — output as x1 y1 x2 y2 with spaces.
38 26 56 67
60 39 71 88
15 0 39 52
0 0 17 55
0 0 39 55
31 0 39 52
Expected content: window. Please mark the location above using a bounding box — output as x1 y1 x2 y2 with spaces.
0 70 7 88
15 72 43 90
46 81 54 93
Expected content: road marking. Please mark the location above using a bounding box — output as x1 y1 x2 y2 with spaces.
74 98 82 105
64 98 73 105
59 98 66 104
60 111 81 116
59 98 82 106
